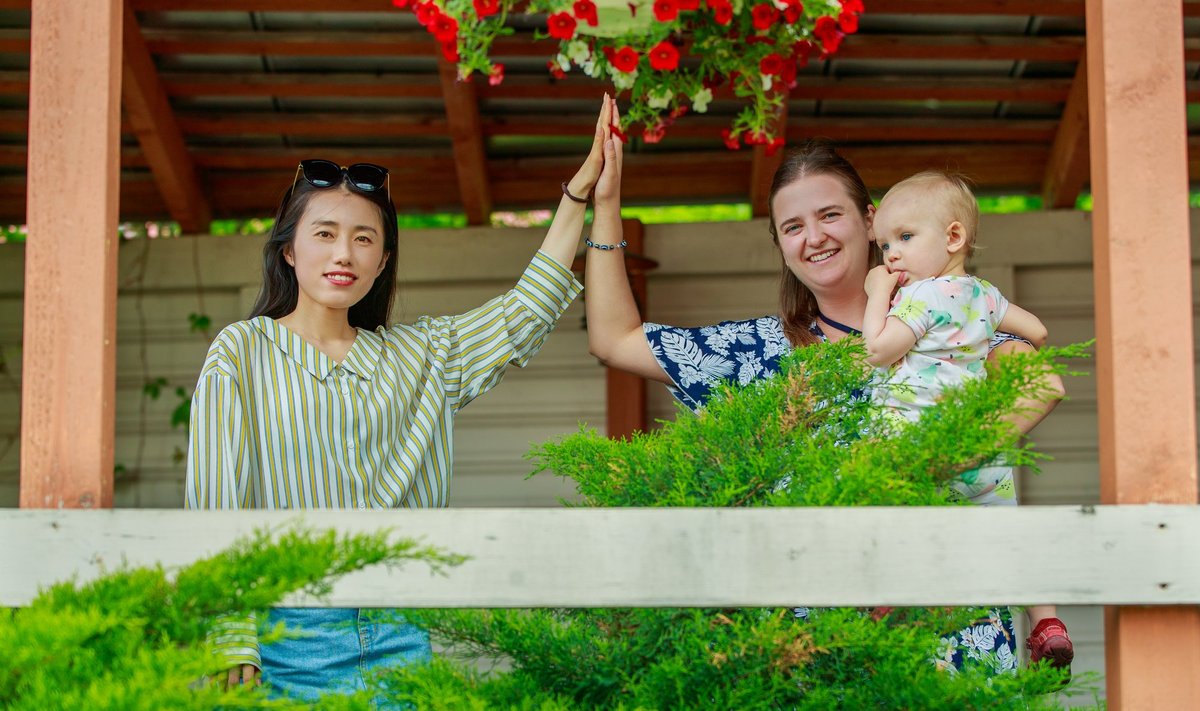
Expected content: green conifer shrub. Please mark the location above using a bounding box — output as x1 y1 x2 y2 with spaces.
0 527 461 710
375 339 1094 710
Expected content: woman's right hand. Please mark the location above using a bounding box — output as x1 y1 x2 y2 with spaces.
593 100 623 205
222 663 260 689
564 94 613 199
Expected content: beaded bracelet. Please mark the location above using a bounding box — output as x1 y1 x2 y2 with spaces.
561 181 590 204
585 238 628 251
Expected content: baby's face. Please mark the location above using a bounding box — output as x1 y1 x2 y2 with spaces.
873 188 957 282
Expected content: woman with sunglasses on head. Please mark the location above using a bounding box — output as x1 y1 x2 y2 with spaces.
185 96 617 705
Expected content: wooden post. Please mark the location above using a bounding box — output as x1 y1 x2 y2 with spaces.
1085 0 1200 707
20 0 122 509
606 218 647 439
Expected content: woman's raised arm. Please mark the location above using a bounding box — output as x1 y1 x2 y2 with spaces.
536 95 613 268
584 103 672 385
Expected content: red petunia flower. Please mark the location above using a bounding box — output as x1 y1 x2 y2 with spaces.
489 63 505 86
764 136 785 157
391 0 413 8
780 57 797 87
473 0 500 16
547 60 567 79
841 0 864 13
679 0 701 9
814 15 842 50
610 46 640 73
547 11 578 40
643 123 666 143
783 4 801 23
670 104 689 119
430 14 458 43
745 130 768 146
574 0 599 26
721 128 741 150
415 2 441 27
653 0 680 22
440 40 459 62
838 11 858 33
648 40 680 71
759 53 784 76
751 3 780 30
710 0 732 25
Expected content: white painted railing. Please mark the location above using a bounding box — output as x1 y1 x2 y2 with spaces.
3 506 1198 608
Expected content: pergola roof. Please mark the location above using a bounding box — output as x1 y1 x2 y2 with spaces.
2 0 1200 228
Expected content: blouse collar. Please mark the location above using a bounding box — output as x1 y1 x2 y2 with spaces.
252 316 381 382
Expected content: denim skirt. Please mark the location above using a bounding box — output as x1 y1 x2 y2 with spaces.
260 607 431 707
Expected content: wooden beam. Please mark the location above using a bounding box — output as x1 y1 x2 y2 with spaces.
750 103 787 217
140 28 545 58
836 34 1084 62
1086 0 1200 707
121 4 210 233
1041 56 1090 209
5 506 1200 608
130 28 1093 63
869 0 1200 16
437 57 492 225
164 72 444 99
175 113 451 137
21 0 122 510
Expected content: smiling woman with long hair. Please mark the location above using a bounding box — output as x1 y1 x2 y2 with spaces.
185 97 618 706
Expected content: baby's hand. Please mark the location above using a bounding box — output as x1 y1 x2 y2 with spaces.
865 265 904 298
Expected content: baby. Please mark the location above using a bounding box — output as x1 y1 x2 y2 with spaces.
863 170 1073 672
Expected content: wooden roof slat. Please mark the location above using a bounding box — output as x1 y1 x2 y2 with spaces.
1041 56 1090 209
129 29 1096 62
120 4 211 233
437 57 492 226
175 113 450 137
163 72 444 99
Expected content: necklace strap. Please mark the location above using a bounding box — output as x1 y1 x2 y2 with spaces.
816 311 863 337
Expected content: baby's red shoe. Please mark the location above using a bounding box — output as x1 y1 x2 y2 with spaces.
1026 617 1074 670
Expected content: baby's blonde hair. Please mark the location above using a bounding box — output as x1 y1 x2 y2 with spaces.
881 170 980 257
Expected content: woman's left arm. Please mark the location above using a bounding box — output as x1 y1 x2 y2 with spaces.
987 338 1066 435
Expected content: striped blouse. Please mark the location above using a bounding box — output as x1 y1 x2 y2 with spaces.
185 251 581 665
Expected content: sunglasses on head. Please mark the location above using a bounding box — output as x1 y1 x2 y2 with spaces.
291 159 391 200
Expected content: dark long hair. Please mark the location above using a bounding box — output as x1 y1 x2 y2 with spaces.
766 139 875 346
249 176 400 331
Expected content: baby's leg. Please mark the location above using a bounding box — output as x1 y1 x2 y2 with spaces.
963 465 1074 672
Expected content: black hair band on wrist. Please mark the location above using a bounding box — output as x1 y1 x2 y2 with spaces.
561 181 590 204
585 238 627 251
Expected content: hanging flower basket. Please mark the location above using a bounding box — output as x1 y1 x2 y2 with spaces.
392 0 864 149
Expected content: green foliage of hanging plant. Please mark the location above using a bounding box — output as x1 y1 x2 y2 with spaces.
0 527 463 710
366 339 1095 709
390 0 863 147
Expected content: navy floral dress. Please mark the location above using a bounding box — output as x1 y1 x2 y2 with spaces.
643 315 1019 675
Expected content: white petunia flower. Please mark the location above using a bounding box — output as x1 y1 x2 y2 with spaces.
555 53 571 72
647 87 673 110
612 70 637 91
761 74 773 92
566 40 591 65
691 87 713 113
